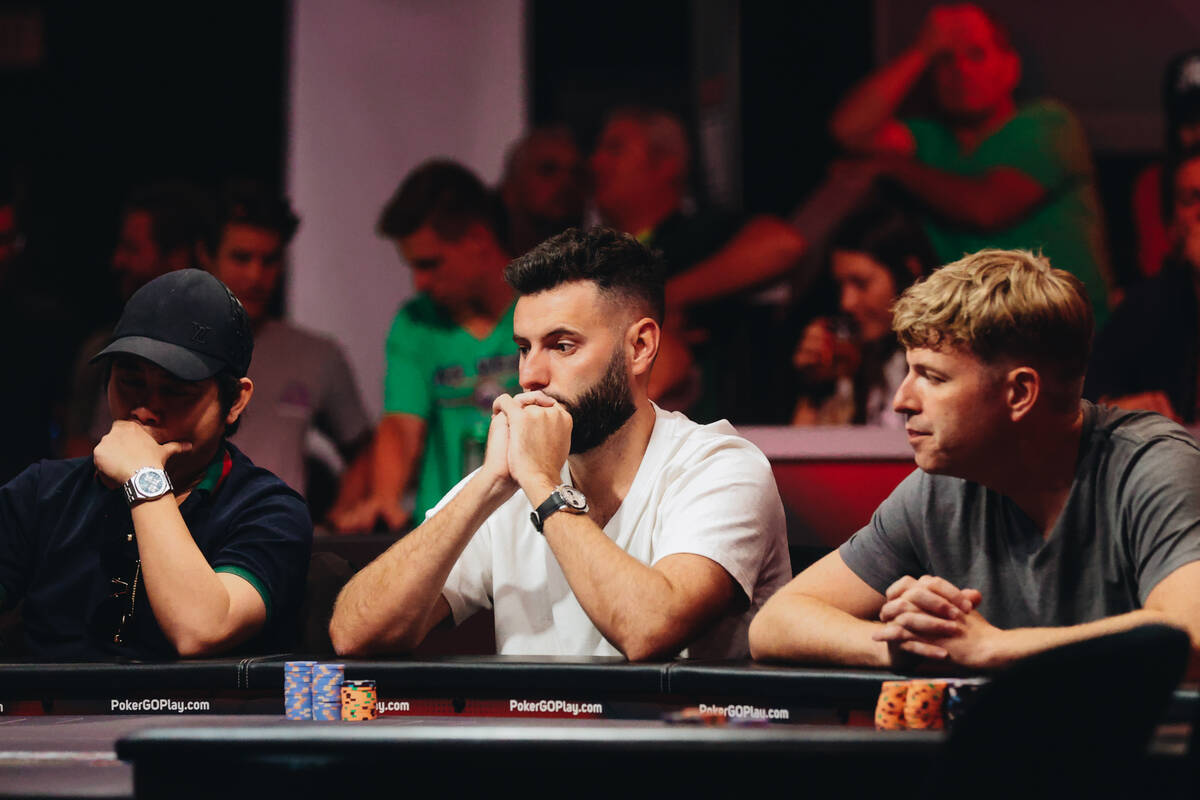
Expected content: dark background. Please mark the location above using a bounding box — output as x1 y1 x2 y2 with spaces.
2 2 288 337
1 1 1157 341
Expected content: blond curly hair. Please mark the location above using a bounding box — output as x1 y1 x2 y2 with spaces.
892 249 1093 389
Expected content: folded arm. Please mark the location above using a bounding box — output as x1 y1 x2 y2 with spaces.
329 411 516 656
665 216 806 309
875 563 1200 671
876 159 1047 232
499 393 741 661
95 422 268 657
538 493 737 661
749 550 894 667
829 6 975 155
130 497 268 657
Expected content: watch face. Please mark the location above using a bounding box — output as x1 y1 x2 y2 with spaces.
135 470 168 496
559 485 587 510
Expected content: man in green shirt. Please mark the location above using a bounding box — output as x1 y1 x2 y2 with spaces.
829 3 1113 326
332 161 518 532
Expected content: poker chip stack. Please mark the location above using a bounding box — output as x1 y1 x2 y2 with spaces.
311 663 345 721
903 680 947 730
340 680 378 721
875 678 980 730
874 680 909 730
284 660 318 720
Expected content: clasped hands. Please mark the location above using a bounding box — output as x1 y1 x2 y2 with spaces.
873 575 1006 670
481 391 572 501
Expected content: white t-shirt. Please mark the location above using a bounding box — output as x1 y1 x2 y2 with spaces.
430 405 792 658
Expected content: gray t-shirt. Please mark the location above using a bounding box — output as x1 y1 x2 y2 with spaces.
232 320 371 493
840 402 1200 628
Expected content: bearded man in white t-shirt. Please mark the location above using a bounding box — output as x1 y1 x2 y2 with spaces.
330 227 790 660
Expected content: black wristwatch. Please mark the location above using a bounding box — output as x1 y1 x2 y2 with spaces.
530 484 589 533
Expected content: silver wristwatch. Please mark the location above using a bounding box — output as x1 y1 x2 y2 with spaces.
530 484 589 533
123 467 173 506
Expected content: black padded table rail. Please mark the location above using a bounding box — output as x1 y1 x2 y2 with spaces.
0 655 277 693
670 660 908 705
244 653 672 693
0 656 1195 723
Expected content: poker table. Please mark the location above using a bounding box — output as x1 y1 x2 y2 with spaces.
0 656 1194 799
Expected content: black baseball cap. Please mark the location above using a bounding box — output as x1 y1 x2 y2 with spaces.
91 269 254 380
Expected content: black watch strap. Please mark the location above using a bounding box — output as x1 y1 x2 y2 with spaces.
530 484 588 532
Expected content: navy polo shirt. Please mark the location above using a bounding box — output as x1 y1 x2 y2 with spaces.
0 442 312 659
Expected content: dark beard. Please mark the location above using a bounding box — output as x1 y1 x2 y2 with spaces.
556 349 637 454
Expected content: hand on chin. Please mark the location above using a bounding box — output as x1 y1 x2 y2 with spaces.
94 420 194 487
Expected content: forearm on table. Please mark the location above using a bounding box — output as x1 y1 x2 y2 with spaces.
330 470 514 656
536 492 732 661
665 216 806 308
130 498 261 657
749 592 890 667
988 609 1182 669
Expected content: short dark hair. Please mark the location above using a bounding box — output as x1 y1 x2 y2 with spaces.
205 180 300 256
603 107 690 169
123 181 208 260
376 160 505 243
830 200 937 293
504 227 665 322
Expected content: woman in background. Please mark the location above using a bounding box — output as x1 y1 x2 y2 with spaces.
792 202 935 427
1131 49 1200 280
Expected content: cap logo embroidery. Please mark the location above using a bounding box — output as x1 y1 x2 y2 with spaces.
191 322 212 344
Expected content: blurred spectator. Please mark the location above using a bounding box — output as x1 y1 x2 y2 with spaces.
1086 147 1200 423
591 107 806 420
200 181 373 507
592 107 805 305
0 173 75 484
331 161 517 533
792 202 936 427
1131 50 1200 280
829 3 1114 327
0 188 17 272
499 126 585 256
109 183 205 299
61 182 207 458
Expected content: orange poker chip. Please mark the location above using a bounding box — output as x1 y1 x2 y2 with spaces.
903 680 947 730
875 680 909 730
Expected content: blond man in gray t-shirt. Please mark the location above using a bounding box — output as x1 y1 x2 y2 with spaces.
751 248 1200 671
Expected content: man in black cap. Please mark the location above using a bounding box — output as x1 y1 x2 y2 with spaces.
0 269 312 659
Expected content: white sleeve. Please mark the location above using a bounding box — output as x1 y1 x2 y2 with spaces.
424 471 495 624
653 439 787 604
